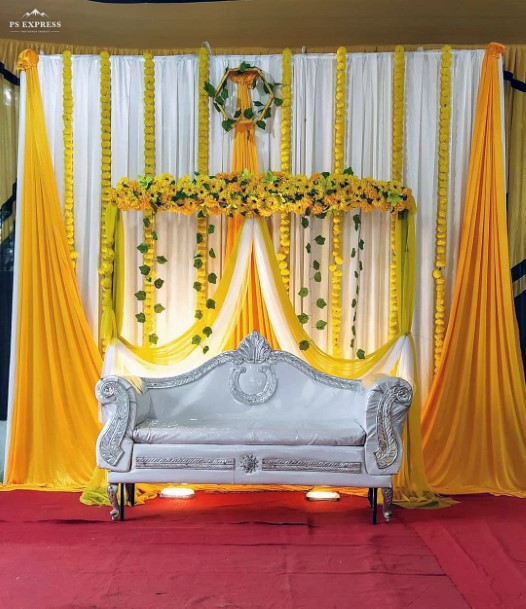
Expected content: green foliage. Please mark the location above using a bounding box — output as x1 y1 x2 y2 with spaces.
203 326 213 337
313 271 322 282
206 298 216 309
193 281 202 291
274 98 283 106
316 298 327 309
208 224 215 234
301 216 309 228
196 232 203 244
222 119 235 132
135 312 146 323
202 346 210 354
195 309 203 320
208 273 217 284
356 349 366 360
149 333 159 345
139 265 150 276
313 260 320 270
154 278 164 289
299 340 310 351
297 313 309 325
314 235 326 246
305 243 311 254
143 217 151 228
137 243 149 254
353 213 361 231
298 287 309 298
359 239 365 250
134 290 146 301
343 167 354 175
204 82 216 97
156 255 167 264
209 248 216 258
193 257 203 269
192 335 202 345
315 320 327 330
154 304 165 314
151 231 158 241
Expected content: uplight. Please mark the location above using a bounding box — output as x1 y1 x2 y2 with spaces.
305 490 340 502
160 487 195 499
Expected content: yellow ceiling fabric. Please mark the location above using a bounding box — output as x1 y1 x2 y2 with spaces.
422 43 526 497
4 50 102 489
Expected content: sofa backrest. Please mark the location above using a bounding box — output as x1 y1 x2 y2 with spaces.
142 332 367 427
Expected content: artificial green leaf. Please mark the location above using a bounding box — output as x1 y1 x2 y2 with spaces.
356 349 366 360
192 335 202 345
208 272 217 284
243 108 254 120
195 309 203 320
351 248 356 258
316 298 327 309
253 100 264 107
306 243 311 254
139 265 150 276
203 326 213 337
221 87 229 100
134 290 146 301
206 298 216 309
204 82 216 97
238 61 251 72
351 326 356 336
301 216 309 228
156 255 167 264
353 213 361 230
359 261 363 271
314 235 326 246
297 313 309 324
256 120 266 129
196 232 203 244
137 243 149 254
352 298 357 308
208 224 215 234
354 271 359 279
222 119 234 132
298 287 309 298
149 333 159 345
343 167 354 175
135 312 146 323
193 281 202 291
299 340 310 351
202 346 210 354
194 258 203 269
315 320 327 330
313 260 320 270
274 98 283 106
215 96 225 107
151 230 158 241
234 109 241 118
143 217 151 228
209 248 216 259
359 239 365 250
154 304 165 314
313 271 322 282
154 278 164 289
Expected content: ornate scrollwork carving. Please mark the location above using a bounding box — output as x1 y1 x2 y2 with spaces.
235 332 273 363
373 381 413 469
240 454 259 474
262 458 361 473
107 483 120 521
229 363 278 405
96 379 130 467
136 457 234 470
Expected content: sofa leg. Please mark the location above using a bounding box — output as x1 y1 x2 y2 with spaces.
382 487 393 522
367 488 374 508
119 483 126 521
108 484 120 521
125 483 135 507
372 488 378 525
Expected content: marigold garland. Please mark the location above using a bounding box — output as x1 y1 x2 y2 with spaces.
62 50 77 267
112 171 416 216
389 45 405 340
433 45 452 372
278 48 293 292
196 47 210 320
142 52 157 345
99 51 113 353
331 47 347 356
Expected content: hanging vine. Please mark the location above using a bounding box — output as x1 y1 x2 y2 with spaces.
62 50 77 267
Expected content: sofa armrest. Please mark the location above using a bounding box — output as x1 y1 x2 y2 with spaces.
95 375 151 472
363 377 413 476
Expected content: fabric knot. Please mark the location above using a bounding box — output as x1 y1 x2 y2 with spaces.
17 49 39 71
487 42 506 58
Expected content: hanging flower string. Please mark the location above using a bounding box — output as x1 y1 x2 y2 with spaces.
113 170 415 216
195 47 210 324
331 46 347 357
62 50 77 267
433 45 452 372
389 45 405 340
98 51 114 354
278 47 293 292
138 52 159 345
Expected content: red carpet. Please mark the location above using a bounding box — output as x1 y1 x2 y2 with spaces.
0 491 524 609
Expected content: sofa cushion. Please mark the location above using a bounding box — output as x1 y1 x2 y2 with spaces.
132 418 366 447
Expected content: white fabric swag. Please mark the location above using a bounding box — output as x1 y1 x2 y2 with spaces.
36 49 484 399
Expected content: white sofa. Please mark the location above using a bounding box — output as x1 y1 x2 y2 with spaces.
96 332 412 523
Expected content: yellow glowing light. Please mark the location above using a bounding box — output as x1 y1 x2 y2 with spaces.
160 487 195 499
305 490 340 502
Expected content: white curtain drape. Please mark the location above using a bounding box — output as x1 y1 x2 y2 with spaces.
34 49 484 399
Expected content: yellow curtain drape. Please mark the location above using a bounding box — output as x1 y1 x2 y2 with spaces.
422 43 526 497
225 74 278 350
3 50 102 489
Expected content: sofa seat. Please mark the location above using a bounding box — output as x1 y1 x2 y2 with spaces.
132 417 366 447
